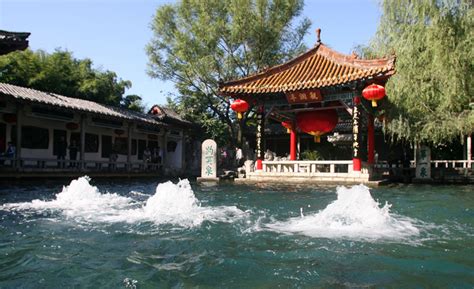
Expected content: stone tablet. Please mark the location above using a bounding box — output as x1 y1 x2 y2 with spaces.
415 145 431 179
201 139 217 178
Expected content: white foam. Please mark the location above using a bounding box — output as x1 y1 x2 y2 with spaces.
2 176 246 228
128 179 246 227
266 184 420 242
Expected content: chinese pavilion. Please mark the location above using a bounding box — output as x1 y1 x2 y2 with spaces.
219 30 395 179
0 30 31 55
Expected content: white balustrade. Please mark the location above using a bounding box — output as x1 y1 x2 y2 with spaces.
255 160 357 177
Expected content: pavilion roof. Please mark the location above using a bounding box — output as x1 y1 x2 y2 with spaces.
0 30 30 55
219 43 395 96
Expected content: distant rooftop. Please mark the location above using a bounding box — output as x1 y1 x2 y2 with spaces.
148 105 192 126
0 30 31 55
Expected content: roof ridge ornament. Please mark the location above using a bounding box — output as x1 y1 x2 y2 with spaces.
316 28 321 45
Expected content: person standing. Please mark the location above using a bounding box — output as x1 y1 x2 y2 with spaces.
68 140 79 167
109 142 118 170
57 136 67 168
235 147 243 167
0 142 15 165
143 147 152 164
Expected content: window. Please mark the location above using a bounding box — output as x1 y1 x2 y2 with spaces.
85 133 99 153
131 139 137 155
13 126 49 149
167 141 177 152
114 137 128 155
137 139 146 160
101 135 112 158
148 140 159 151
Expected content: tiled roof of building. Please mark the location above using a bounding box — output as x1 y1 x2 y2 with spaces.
149 105 192 126
0 82 165 126
219 43 395 95
0 30 30 55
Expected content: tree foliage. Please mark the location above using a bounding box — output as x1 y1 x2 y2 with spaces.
121 94 145 112
0 49 141 110
369 0 473 145
147 0 310 144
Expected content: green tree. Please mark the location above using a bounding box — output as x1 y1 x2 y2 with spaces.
121 94 145 112
368 0 473 145
0 49 132 107
147 0 310 145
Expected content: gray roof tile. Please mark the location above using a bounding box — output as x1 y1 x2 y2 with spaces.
0 82 166 126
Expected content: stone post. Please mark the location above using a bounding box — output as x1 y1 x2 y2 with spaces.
415 144 432 181
467 134 472 169
197 139 219 182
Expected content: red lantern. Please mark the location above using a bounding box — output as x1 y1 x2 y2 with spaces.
281 121 292 134
65 122 79 130
151 106 160 115
230 99 249 120
2 113 17 123
296 110 338 142
362 84 385 107
114 129 125 136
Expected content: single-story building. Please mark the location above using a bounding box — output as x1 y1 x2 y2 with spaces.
0 82 196 177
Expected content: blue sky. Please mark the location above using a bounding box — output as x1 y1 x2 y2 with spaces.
1 0 380 108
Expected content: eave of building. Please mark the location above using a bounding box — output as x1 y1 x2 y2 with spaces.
0 82 167 128
219 43 395 97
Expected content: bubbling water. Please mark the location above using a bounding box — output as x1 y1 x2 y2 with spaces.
266 184 420 242
2 176 246 228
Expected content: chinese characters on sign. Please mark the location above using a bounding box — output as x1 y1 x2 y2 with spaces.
352 105 360 159
286 89 323 104
201 139 217 178
256 106 265 159
415 145 431 179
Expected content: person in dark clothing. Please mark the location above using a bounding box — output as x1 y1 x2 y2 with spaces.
68 140 79 167
0 142 15 165
57 136 67 168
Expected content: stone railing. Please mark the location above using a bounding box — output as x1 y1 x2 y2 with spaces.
431 160 472 169
373 160 472 169
243 160 372 183
0 157 162 172
249 160 369 176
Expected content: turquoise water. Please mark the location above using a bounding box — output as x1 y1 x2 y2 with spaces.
0 178 473 288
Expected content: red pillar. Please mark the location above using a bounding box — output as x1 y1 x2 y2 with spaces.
367 114 375 164
290 129 297 160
